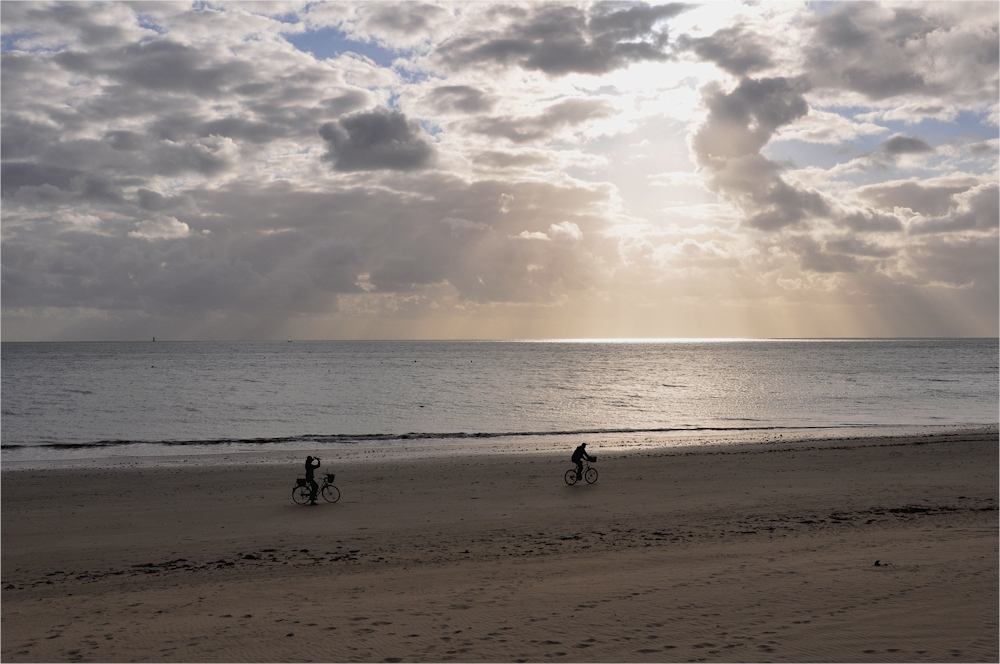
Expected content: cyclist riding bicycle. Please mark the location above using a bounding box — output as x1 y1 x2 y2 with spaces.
571 443 596 481
304 455 321 505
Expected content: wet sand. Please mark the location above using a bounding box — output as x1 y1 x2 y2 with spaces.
2 427 997 662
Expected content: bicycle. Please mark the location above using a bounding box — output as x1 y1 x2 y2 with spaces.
293 472 340 505
565 458 598 485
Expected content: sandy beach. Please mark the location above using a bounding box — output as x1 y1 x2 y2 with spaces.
2 427 997 663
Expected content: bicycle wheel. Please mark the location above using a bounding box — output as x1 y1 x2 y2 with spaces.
292 485 311 505
564 469 579 485
585 467 598 484
321 484 340 503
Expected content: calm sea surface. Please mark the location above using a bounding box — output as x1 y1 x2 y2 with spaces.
2 339 997 463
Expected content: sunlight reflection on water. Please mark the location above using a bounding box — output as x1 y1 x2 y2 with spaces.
2 339 996 463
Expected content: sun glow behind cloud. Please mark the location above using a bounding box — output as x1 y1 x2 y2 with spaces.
0 1 996 341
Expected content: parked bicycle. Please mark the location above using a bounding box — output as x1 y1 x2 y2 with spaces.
293 472 340 504
565 458 598 485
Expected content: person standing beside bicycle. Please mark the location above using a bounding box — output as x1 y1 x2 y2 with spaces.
304 455 321 505
571 443 595 481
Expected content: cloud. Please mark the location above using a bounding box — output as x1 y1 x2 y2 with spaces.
55 39 254 97
428 85 495 114
789 235 860 274
136 188 187 212
856 103 959 124
319 108 435 171
856 177 980 216
1 1 996 340
470 98 616 144
803 4 927 100
881 135 933 156
909 183 1000 234
775 109 887 144
497 193 514 214
691 76 829 230
353 1 451 42
678 24 773 76
475 150 552 169
129 217 191 240
515 221 583 243
304 1 457 50
692 77 810 162
1 162 127 205
836 208 905 233
434 1 689 76
1 162 80 197
802 2 999 106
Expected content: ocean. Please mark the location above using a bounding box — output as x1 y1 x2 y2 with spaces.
2 339 997 465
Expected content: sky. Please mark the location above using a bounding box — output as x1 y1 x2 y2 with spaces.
1 1 997 341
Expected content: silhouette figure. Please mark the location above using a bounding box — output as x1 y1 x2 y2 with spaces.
304 456 321 505
571 443 595 481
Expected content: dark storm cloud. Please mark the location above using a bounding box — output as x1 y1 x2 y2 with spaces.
319 108 435 171
470 98 615 144
691 76 829 230
434 1 688 76
678 24 773 76
881 135 933 156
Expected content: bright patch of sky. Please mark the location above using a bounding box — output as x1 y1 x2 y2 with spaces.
285 27 400 67
135 14 167 35
881 113 997 145
765 113 998 171
1 32 54 53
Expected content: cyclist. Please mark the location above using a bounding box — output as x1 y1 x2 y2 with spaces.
304 456 321 505
571 443 595 481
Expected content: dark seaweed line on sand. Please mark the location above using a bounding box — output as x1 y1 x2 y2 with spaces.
4 498 995 592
